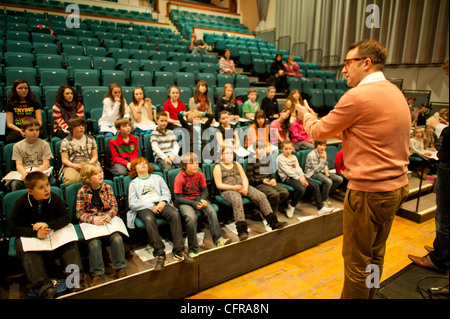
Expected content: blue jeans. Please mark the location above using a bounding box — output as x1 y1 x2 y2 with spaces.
179 198 221 252
311 173 343 201
284 177 323 209
87 232 126 276
429 161 449 270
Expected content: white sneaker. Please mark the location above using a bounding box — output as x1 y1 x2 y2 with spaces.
318 206 334 215
325 200 333 208
286 205 295 218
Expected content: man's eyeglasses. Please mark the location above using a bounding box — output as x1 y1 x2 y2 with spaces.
343 57 367 69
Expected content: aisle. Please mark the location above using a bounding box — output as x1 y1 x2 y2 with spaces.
188 215 436 299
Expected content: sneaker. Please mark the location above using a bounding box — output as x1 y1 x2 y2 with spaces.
216 237 231 247
189 251 199 258
174 251 195 263
286 205 295 218
41 287 57 299
154 255 166 271
318 206 334 215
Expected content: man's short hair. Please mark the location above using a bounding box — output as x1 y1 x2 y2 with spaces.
24 171 48 189
21 118 40 130
67 117 86 132
349 40 387 71
155 111 168 121
247 88 257 95
115 118 130 130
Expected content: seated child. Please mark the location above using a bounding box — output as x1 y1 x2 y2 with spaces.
76 164 126 286
59 117 98 186
269 105 291 143
213 146 285 241
150 111 181 171
244 110 272 155
260 86 279 121
174 153 231 256
9 172 85 299
128 157 194 271
129 86 156 135
109 118 139 176
290 109 315 150
11 118 53 191
242 88 260 119
216 110 241 150
278 140 334 217
178 110 214 163
246 140 289 226
163 85 186 130
98 83 130 137
305 141 343 206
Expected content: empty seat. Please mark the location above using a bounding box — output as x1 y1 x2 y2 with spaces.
82 87 109 116
74 69 100 87
62 44 84 56
31 33 55 43
93 57 116 71
154 71 175 88
107 48 130 62
67 55 92 70
197 73 217 88
86 46 107 57
102 70 126 87
160 61 180 73
176 72 196 88
140 60 160 73
116 58 140 72
144 86 169 107
129 49 150 60
234 74 250 88
36 54 63 69
33 42 58 55
130 71 153 87
5 52 34 68
6 40 33 53
217 74 234 88
6 31 30 42
39 69 69 87
5 67 38 86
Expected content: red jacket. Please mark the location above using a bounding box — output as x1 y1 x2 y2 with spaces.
110 134 139 167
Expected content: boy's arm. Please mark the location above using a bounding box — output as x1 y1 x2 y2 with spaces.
169 132 180 159
46 194 70 230
76 188 95 224
177 111 189 128
9 201 37 238
174 193 200 209
203 112 214 128
15 160 28 178
104 184 118 219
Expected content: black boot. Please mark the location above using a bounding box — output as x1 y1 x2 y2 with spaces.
236 221 249 241
265 213 288 230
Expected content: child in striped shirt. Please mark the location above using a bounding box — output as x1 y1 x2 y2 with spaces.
150 111 181 171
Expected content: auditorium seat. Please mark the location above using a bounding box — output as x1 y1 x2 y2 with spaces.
101 70 127 87
4 52 34 68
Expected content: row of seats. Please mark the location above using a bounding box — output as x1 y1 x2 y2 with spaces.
1 0 157 22
171 9 250 37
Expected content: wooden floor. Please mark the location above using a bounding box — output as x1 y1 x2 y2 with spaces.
187 215 436 299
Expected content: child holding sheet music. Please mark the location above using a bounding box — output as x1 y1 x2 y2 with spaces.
10 118 53 191
9 172 85 299
76 163 126 286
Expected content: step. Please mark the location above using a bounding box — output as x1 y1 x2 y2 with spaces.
397 193 436 223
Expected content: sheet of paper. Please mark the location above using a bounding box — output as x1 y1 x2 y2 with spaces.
79 216 129 240
21 224 78 252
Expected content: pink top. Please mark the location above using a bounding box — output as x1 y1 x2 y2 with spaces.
284 62 302 77
290 119 312 144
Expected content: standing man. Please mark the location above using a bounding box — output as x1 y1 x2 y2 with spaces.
297 40 411 299
408 59 449 272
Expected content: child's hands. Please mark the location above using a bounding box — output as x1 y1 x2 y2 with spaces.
165 157 173 165
153 201 166 215
200 199 208 208
93 216 107 226
299 176 309 187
